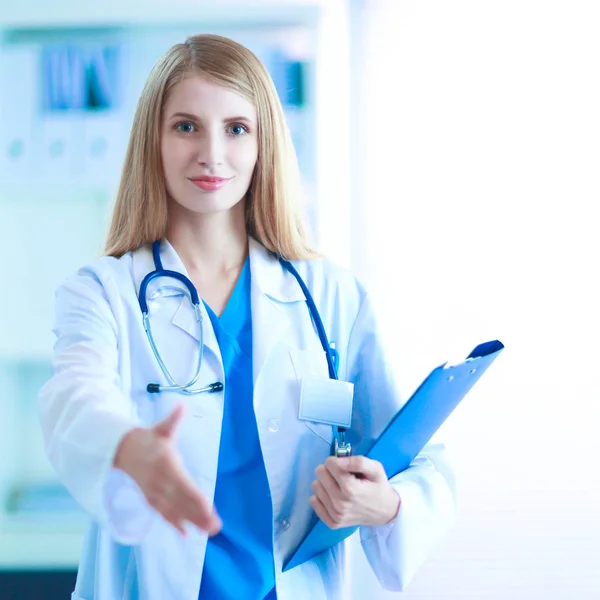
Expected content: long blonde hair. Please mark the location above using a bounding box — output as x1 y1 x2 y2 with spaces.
104 34 318 260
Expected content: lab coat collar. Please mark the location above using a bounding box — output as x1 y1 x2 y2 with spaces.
131 237 306 304
130 236 305 343
248 237 306 303
131 239 193 302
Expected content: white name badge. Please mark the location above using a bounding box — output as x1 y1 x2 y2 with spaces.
298 376 354 429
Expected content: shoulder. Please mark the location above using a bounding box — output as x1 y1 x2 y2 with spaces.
48 253 137 337
56 252 135 303
293 256 365 293
290 256 369 315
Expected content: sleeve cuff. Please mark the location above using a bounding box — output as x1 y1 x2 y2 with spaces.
101 466 156 545
358 455 457 591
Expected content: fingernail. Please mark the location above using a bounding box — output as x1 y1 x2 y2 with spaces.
210 518 222 535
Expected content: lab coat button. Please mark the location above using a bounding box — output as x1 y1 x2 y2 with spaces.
268 419 279 432
280 518 291 531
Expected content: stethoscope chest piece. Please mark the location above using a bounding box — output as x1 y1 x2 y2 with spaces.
332 431 352 458
141 241 353 455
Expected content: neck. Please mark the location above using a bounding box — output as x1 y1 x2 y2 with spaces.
166 200 249 276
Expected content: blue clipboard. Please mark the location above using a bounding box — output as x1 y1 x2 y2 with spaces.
283 339 504 572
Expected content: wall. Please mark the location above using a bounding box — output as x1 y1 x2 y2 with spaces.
344 1 600 598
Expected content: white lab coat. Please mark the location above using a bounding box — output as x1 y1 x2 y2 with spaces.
39 237 457 600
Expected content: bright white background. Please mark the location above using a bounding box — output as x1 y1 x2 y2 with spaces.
341 1 600 598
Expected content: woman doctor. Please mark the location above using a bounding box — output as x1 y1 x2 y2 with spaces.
39 34 456 600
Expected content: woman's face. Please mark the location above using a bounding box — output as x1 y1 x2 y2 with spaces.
160 74 258 216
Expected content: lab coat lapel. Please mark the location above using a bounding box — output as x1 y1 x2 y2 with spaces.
133 237 304 394
248 238 305 403
250 285 290 391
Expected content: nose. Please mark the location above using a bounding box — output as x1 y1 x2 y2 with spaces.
195 127 224 167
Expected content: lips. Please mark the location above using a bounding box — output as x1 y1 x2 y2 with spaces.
190 176 230 183
189 176 232 191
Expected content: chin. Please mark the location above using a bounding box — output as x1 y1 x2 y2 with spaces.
174 194 245 215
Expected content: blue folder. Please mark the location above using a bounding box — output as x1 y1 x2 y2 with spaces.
283 339 504 571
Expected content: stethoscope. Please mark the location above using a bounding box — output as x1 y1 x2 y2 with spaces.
138 240 352 457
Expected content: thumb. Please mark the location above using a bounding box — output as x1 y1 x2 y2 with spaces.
337 456 385 481
154 404 185 439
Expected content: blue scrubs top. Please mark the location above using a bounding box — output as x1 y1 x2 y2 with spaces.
198 258 277 600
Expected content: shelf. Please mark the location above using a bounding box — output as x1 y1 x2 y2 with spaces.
0 1 322 30
0 514 86 570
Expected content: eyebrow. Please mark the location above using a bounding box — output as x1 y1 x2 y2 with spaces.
168 111 253 124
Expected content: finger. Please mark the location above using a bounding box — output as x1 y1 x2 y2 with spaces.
336 455 385 481
162 512 188 537
309 495 338 529
169 492 218 536
174 520 187 536
154 404 185 439
185 495 220 534
151 484 187 536
165 495 214 537
146 481 187 535
204 507 222 537
178 478 222 535
315 464 343 499
324 456 356 493
152 449 221 535
311 479 341 524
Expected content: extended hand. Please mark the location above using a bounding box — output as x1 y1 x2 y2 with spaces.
114 404 222 537
310 455 400 529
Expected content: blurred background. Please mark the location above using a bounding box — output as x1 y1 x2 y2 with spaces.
0 0 599 598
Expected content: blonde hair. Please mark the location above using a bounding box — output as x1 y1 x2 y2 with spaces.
104 34 318 260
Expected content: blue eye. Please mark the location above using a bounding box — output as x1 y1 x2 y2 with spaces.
227 123 248 136
175 121 196 134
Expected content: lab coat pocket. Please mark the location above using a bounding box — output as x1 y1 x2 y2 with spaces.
289 348 333 447
288 347 329 380
304 420 333 446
